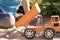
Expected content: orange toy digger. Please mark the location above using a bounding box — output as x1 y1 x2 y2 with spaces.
15 0 60 39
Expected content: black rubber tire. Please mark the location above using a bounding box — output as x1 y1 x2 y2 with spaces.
44 28 55 39
24 28 35 39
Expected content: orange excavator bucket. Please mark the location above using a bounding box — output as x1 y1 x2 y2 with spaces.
15 2 41 28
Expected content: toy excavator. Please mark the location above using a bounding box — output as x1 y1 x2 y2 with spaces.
15 0 60 39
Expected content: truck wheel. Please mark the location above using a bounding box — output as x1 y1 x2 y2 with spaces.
24 28 35 39
44 28 55 39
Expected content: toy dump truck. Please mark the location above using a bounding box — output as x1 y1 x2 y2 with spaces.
22 15 60 39
15 0 60 39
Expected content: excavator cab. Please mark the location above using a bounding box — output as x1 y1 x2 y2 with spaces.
51 15 59 27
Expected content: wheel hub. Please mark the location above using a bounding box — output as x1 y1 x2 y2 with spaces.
45 30 54 38
25 29 33 37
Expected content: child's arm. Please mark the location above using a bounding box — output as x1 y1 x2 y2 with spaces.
22 0 30 13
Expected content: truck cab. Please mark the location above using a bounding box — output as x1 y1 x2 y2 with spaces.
51 15 59 27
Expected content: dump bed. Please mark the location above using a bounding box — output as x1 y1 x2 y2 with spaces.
16 3 41 28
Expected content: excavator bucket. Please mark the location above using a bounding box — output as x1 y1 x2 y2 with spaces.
15 2 41 28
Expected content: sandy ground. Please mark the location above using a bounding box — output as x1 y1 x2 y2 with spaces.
0 27 60 40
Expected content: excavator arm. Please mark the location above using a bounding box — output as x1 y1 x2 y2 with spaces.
15 0 41 28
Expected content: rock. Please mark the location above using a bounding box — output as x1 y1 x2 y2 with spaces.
0 13 15 29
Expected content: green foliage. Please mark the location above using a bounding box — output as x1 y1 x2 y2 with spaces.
41 0 60 16
29 0 42 6
30 0 60 16
29 0 35 6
